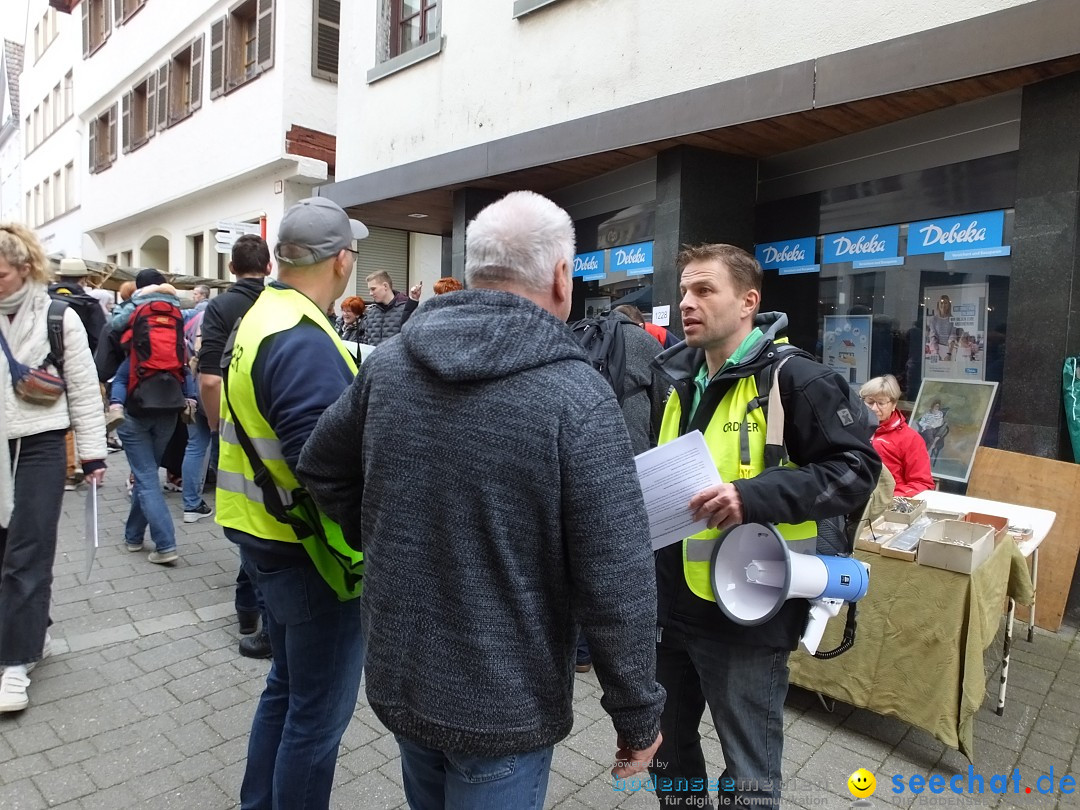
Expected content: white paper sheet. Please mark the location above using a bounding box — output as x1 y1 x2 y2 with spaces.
635 430 723 551
84 479 98 579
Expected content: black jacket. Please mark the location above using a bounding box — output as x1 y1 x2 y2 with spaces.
49 282 105 354
197 277 265 377
651 311 880 650
362 291 417 347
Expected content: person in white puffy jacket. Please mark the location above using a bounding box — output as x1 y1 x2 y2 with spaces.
0 223 107 713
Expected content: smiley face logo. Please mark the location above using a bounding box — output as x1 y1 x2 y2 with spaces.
848 768 876 798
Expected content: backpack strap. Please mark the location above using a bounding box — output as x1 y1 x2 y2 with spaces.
742 346 796 470
46 300 67 376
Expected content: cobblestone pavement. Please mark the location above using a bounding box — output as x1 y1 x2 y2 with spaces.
1 452 1078 809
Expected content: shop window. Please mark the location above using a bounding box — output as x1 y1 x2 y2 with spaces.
81 0 111 57
210 0 274 99
312 0 340 82
88 104 117 173
165 36 204 125
112 0 147 26
122 73 156 152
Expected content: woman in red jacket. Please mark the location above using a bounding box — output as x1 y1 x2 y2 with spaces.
860 374 935 496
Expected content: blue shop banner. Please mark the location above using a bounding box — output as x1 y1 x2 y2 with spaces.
823 225 900 265
612 241 654 277
573 249 606 281
755 237 818 273
907 210 1005 256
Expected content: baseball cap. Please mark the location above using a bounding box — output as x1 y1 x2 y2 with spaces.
58 258 89 277
275 197 369 267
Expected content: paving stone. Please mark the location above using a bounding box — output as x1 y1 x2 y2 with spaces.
0 778 46 810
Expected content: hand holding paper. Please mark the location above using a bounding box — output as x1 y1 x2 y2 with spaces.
689 483 744 531
634 431 723 551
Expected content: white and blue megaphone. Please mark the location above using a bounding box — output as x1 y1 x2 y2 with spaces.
709 523 870 655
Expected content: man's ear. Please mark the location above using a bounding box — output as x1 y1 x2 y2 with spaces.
553 258 571 305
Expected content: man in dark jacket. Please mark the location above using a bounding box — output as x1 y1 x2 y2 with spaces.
298 191 664 809
362 270 418 345
197 234 272 659
648 244 879 807
50 258 106 353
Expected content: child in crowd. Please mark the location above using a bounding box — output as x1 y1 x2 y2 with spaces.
105 280 197 430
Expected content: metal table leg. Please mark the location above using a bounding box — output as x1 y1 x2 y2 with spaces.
998 597 1016 716
1028 548 1038 643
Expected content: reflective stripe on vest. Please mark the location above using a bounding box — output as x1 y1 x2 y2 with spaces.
658 374 817 603
215 285 357 544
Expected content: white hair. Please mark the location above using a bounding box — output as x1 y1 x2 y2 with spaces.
465 191 575 292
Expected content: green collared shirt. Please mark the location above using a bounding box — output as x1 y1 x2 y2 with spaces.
686 328 763 425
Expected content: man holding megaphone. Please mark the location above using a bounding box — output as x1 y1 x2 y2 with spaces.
648 244 880 808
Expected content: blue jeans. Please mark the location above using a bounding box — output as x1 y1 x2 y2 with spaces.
118 413 178 552
181 407 212 511
239 554 364 810
650 629 789 807
397 738 553 810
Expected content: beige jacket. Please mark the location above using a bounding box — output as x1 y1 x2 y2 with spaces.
1 284 107 463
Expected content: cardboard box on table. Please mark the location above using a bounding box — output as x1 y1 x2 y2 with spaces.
917 520 995 574
855 517 907 553
962 512 1010 545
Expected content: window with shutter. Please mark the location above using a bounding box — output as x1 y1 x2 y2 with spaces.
166 37 204 124
83 0 111 57
209 19 226 99
256 0 274 72
121 92 131 154
312 0 340 82
90 104 116 172
212 0 273 97
124 74 155 150
107 104 117 162
356 227 410 301
156 63 169 129
388 0 438 59
189 36 204 112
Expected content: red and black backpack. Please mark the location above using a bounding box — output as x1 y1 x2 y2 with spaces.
123 299 187 414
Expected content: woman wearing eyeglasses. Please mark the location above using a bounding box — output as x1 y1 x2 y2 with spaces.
860 374 934 497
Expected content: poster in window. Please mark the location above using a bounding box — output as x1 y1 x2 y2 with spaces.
822 315 872 387
910 378 998 482
922 283 987 381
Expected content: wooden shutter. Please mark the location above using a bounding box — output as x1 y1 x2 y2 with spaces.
113 0 124 26
257 0 274 72
145 72 156 140
108 104 117 162
209 18 226 98
121 92 131 153
103 0 112 39
313 0 340 82
189 36 204 112
156 63 169 128
81 0 90 57
355 227 409 300
88 118 97 172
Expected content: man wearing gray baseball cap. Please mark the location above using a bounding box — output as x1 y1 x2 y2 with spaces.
216 195 367 809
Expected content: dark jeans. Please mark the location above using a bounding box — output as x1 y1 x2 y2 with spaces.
0 430 66 666
235 549 266 628
239 553 364 809
650 629 789 808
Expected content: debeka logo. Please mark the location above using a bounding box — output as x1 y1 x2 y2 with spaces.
760 243 805 265
574 254 600 274
614 246 646 267
831 234 888 257
916 220 987 248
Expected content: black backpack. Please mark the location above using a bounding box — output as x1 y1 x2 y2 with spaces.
48 283 105 353
570 316 629 403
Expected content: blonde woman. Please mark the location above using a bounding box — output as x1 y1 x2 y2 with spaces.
0 224 106 713
859 374 933 497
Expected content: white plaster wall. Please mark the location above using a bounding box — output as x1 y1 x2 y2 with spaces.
0 133 23 223
409 232 443 302
337 0 1038 177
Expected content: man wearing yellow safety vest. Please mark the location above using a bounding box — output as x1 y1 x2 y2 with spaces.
216 197 367 810
647 244 879 808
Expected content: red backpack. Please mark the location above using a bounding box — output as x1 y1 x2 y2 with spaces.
123 299 187 414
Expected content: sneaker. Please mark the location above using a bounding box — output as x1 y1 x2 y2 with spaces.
163 473 182 493
0 666 30 713
125 541 144 552
238 630 272 659
127 474 134 498
105 404 126 431
26 633 51 674
183 501 213 524
148 549 179 564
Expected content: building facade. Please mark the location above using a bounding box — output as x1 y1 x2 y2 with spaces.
49 0 343 284
0 40 24 225
323 0 1080 469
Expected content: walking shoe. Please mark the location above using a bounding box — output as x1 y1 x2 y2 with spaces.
25 633 52 674
106 435 123 453
183 501 213 523
104 404 126 431
575 658 593 673
0 666 30 713
125 541 144 552
238 630 272 659
148 549 179 564
237 610 259 636
163 473 182 493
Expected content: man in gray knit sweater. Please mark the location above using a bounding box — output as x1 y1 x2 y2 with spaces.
298 190 665 809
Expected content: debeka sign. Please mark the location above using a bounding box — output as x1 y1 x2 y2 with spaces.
754 237 818 275
907 210 1010 260
573 249 606 281
613 241 654 277
823 225 902 268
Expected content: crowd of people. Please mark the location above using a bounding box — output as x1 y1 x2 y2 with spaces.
0 190 891 809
